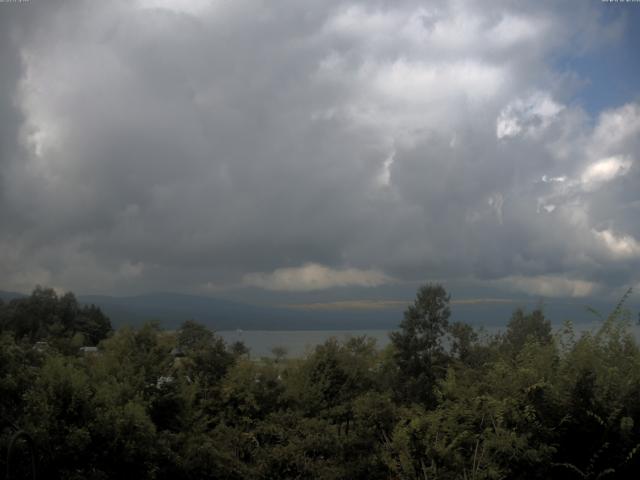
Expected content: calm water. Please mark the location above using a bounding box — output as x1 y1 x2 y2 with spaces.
219 321 640 358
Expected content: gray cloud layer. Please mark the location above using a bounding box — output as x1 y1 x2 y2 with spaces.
0 0 638 298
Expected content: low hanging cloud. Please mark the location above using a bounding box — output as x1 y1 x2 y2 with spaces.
0 0 637 298
242 263 393 292
593 229 640 261
581 156 632 188
495 275 600 299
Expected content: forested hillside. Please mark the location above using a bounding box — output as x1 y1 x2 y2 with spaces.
1 286 639 479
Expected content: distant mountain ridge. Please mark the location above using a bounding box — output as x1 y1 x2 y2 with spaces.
78 292 403 330
0 290 26 302
1 289 401 330
2 289 633 331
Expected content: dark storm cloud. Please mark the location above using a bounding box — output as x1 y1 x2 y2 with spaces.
0 0 638 298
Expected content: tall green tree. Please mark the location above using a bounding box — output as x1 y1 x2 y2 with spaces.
503 308 552 353
390 283 451 406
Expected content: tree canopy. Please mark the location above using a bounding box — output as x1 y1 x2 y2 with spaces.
1 285 640 479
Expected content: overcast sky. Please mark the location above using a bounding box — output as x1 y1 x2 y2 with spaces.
1 0 639 304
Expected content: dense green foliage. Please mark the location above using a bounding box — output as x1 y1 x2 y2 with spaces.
0 287 112 351
1 285 640 479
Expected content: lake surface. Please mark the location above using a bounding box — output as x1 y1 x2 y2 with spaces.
219 321 640 358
